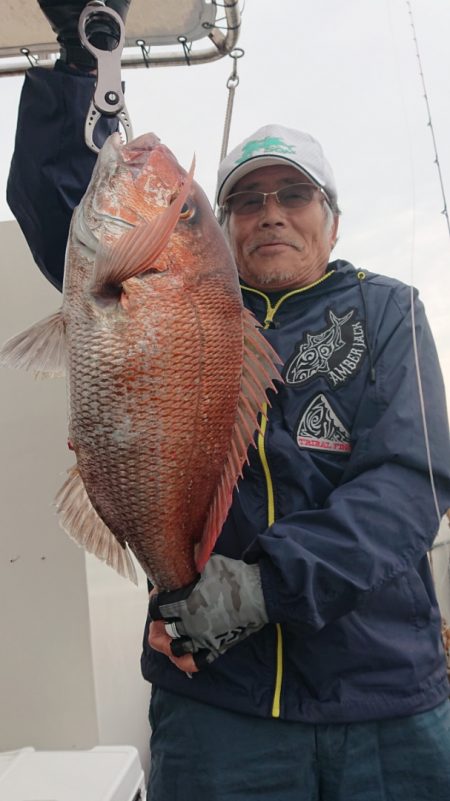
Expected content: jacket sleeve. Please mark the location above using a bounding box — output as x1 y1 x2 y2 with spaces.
245 284 450 634
7 62 117 291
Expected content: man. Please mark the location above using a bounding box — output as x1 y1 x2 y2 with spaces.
143 127 450 801
7 4 450 799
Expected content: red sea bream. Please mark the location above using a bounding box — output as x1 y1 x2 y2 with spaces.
0 133 281 590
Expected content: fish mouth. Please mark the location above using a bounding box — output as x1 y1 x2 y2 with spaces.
122 132 162 155
121 133 162 167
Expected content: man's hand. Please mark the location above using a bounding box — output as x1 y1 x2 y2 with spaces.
148 554 269 671
38 1 131 68
148 619 199 674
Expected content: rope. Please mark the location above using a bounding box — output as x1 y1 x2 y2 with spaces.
178 36 192 67
136 39 151 68
20 48 38 67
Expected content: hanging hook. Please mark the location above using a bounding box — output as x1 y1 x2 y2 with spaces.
219 48 245 164
178 36 192 67
226 47 244 90
215 48 245 215
20 48 39 68
136 39 151 68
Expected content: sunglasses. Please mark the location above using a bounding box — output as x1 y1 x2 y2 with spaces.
222 182 330 216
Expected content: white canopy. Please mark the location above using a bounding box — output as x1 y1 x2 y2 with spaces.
0 0 241 73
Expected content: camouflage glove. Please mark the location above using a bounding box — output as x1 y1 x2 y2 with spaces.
38 1 131 68
149 555 268 668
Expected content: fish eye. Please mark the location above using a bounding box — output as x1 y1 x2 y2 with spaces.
179 202 195 220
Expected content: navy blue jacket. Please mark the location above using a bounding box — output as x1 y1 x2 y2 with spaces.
142 266 450 722
8 67 450 723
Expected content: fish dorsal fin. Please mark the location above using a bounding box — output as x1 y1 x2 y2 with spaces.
195 309 282 571
55 465 138 585
0 310 65 377
92 157 195 289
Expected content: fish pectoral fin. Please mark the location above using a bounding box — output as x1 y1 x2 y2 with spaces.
0 310 65 377
195 309 283 572
92 157 196 290
55 465 138 585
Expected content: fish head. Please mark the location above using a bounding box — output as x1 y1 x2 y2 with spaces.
70 132 236 299
73 132 184 250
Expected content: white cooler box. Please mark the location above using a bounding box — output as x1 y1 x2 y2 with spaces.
0 745 146 801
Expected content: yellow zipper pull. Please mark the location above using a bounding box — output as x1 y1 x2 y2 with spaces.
263 309 275 329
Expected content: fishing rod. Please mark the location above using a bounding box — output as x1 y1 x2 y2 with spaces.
406 0 450 241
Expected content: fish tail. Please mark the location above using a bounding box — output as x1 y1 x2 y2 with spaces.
0 310 65 378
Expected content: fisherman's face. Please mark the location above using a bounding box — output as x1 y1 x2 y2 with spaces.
227 165 339 292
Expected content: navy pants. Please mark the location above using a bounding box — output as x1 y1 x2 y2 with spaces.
148 688 450 800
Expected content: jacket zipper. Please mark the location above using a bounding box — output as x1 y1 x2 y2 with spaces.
243 270 335 718
258 404 283 717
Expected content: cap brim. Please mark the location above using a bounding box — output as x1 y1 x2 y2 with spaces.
217 155 325 207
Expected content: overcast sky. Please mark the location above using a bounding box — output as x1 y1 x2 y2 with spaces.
1 0 449 404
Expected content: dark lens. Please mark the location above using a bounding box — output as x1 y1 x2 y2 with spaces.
279 184 316 207
228 192 264 215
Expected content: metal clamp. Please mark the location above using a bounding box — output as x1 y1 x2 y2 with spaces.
79 1 133 152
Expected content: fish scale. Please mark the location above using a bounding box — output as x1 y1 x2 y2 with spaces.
67 274 244 587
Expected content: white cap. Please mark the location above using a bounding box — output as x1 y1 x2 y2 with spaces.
216 124 338 209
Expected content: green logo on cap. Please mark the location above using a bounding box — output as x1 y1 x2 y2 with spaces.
236 136 296 164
